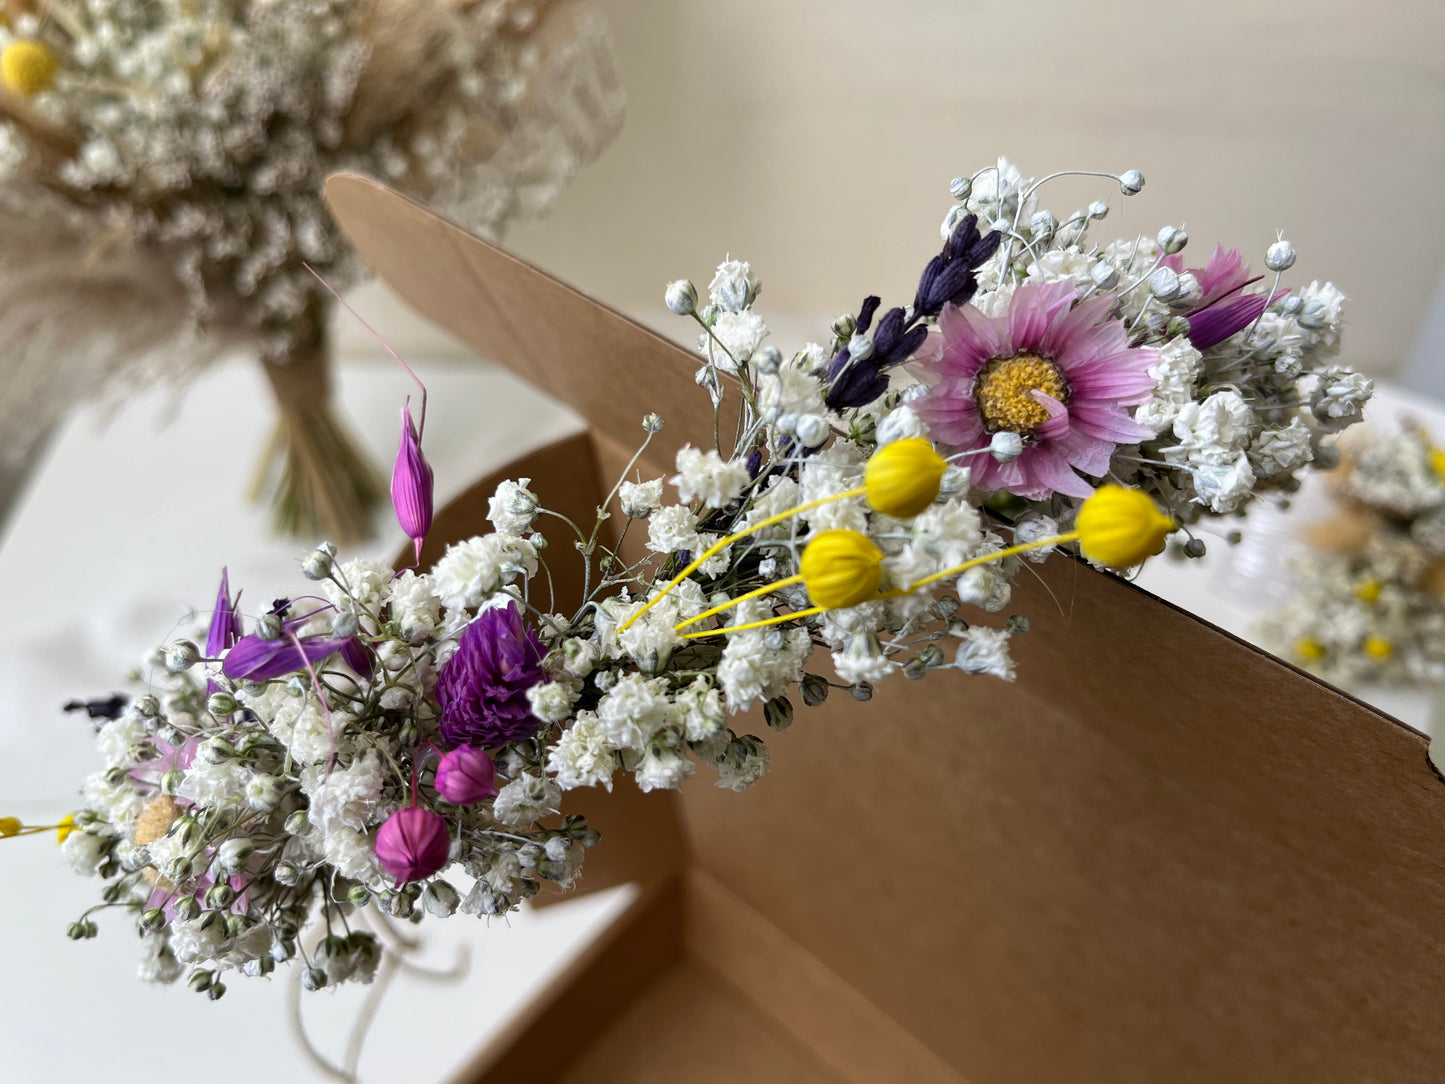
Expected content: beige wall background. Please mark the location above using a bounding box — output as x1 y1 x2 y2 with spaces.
349 0 1445 377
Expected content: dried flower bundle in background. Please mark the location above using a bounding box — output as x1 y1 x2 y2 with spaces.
0 0 623 539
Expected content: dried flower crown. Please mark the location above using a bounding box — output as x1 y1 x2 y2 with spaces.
6 162 1367 1021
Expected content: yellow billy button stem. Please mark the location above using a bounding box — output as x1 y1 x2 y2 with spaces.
1 40 58 97
620 440 947 636
1072 484 1175 569
0 812 78 841
676 529 884 637
863 438 948 518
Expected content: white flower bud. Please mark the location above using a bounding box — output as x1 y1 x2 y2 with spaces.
331 611 359 638
256 613 282 641
989 431 1024 462
216 838 254 875
949 176 972 200
1087 199 1109 220
1148 266 1181 301
1156 225 1188 254
1029 210 1058 242
831 313 856 341
642 413 664 433
300 549 333 581
1265 238 1296 272
664 279 698 315
847 333 874 362
1118 169 1145 195
754 346 782 375
164 640 200 672
793 415 830 449
207 692 236 717
1089 261 1119 289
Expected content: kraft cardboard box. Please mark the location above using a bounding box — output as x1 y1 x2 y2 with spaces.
324 173 1445 1083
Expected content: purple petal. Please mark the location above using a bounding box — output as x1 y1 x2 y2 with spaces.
221 634 353 682
1187 293 1270 350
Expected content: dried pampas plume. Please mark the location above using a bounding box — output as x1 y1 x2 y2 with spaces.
0 0 623 541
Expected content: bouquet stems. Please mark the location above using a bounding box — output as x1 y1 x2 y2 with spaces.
251 310 384 544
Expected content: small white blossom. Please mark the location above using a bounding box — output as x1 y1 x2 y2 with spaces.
876 405 925 445
548 712 618 791
385 570 442 643
488 477 539 534
832 631 896 686
1312 368 1373 431
634 749 695 793
618 478 664 518
526 681 575 725
1191 453 1257 514
673 678 725 744
701 310 768 373
61 830 108 876
432 533 538 611
954 626 1016 681
1170 391 1255 466
492 773 562 828
672 445 750 509
595 673 674 751
1251 418 1314 477
707 257 760 313
647 504 700 554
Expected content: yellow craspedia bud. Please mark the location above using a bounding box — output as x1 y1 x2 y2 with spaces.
55 812 75 844
1430 447 1445 483
1 40 58 97
1353 579 1382 604
1073 485 1174 569
800 529 883 609
1363 635 1393 660
1295 638 1327 662
864 438 947 518
0 817 20 838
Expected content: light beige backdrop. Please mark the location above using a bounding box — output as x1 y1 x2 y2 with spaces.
484 0 1444 376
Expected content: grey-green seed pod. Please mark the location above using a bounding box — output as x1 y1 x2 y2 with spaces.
800 672 830 707
164 640 200 672
664 279 698 316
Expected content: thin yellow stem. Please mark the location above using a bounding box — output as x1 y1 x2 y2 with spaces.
680 604 829 639
904 531 1077 593
617 485 866 634
674 574 804 632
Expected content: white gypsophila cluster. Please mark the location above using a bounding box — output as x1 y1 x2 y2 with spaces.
0 1 626 460
931 158 1369 540
1260 420 1445 688
56 160 1366 1004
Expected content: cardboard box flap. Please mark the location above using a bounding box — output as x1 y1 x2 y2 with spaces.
338 175 1445 1080
324 171 736 463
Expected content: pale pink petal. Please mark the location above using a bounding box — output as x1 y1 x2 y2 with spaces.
1054 428 1116 477
1007 280 1076 352
1024 446 1095 498
1069 401 1151 443
1032 392 1070 440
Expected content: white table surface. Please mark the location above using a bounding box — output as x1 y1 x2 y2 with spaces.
0 345 1438 1081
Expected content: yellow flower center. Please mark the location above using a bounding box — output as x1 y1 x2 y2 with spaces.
133 794 178 847
974 353 1068 434
1363 635 1393 661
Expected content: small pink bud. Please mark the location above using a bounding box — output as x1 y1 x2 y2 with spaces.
434 746 497 805
391 405 434 565
374 807 450 883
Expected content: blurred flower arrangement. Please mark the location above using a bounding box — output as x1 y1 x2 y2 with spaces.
4 162 1367 1017
0 0 622 540
1261 421 1445 687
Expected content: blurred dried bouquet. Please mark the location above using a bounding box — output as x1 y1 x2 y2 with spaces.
0 0 622 540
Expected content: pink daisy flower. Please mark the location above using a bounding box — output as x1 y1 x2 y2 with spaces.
914 280 1158 500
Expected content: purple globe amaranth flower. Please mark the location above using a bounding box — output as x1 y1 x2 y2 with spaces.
435 603 546 748
375 807 450 883
392 405 434 566
434 746 497 804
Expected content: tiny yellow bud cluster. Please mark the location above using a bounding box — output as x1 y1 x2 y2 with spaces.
1073 485 1174 569
798 530 883 609
863 438 947 518
1 40 58 97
